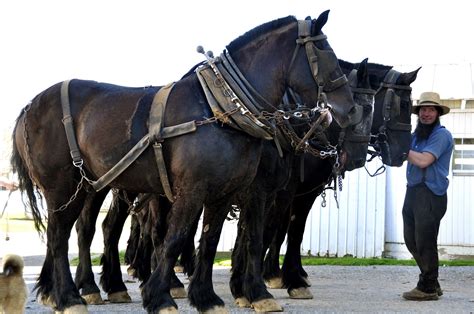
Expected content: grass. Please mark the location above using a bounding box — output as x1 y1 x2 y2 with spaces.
70 250 474 267
5 217 474 267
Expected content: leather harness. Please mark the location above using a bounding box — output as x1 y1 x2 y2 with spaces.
60 80 197 203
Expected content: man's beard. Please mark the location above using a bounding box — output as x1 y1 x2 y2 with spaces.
414 117 440 141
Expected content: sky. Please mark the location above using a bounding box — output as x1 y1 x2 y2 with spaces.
1 0 473 132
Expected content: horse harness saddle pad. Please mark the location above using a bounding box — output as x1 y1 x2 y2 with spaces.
60 80 197 203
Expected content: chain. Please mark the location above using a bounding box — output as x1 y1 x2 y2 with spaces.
195 107 240 126
321 189 327 207
111 188 134 210
52 176 85 213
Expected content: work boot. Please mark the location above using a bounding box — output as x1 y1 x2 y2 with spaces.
402 288 438 301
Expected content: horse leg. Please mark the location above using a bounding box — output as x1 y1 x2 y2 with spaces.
147 196 187 299
240 191 282 312
230 216 250 307
42 190 88 312
75 189 109 305
187 200 231 313
176 215 198 277
125 213 141 275
282 191 318 299
100 191 136 303
126 204 153 283
141 196 201 312
170 214 200 299
262 190 293 289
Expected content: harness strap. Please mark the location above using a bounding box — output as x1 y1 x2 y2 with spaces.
149 83 176 203
61 80 83 166
59 80 196 199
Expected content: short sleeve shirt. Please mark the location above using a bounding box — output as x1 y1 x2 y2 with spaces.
406 124 454 195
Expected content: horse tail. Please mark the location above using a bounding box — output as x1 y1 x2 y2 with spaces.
10 109 46 235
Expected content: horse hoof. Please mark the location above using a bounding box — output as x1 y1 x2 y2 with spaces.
289 287 313 299
82 293 105 305
127 266 137 277
265 277 284 289
56 304 88 313
234 297 251 308
108 291 132 303
158 306 178 314
251 298 283 312
200 305 229 314
174 265 184 273
39 294 56 307
303 276 312 287
170 287 187 299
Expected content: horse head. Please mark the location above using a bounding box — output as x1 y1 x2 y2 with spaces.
286 11 358 129
225 10 357 132
340 58 375 171
371 67 420 166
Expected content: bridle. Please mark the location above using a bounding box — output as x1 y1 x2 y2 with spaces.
339 69 375 146
366 69 413 175
288 18 349 111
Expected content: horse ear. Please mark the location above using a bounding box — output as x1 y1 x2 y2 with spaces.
313 10 330 33
357 58 370 86
399 67 421 85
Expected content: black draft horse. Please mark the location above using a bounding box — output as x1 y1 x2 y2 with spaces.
11 11 358 313
228 58 376 308
73 58 375 307
92 58 375 308
261 61 419 299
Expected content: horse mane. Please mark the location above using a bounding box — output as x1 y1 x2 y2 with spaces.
366 62 393 87
339 59 393 88
226 16 297 52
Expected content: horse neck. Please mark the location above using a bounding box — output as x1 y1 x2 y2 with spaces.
226 26 296 110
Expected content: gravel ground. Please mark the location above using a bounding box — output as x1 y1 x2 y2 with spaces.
20 260 474 313
2 212 474 313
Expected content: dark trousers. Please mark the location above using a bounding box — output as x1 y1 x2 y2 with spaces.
402 184 447 293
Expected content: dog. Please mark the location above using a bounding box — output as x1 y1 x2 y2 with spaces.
0 254 28 314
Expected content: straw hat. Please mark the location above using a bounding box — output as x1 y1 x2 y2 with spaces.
412 91 450 116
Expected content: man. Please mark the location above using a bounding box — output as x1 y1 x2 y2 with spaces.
402 91 454 301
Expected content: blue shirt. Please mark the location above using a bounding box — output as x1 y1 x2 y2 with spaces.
406 124 454 195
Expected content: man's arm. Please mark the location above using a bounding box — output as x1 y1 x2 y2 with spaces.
407 150 435 168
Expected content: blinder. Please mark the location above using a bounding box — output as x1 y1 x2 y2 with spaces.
376 70 412 132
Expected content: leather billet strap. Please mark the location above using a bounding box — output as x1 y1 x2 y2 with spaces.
61 79 83 166
149 83 176 203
